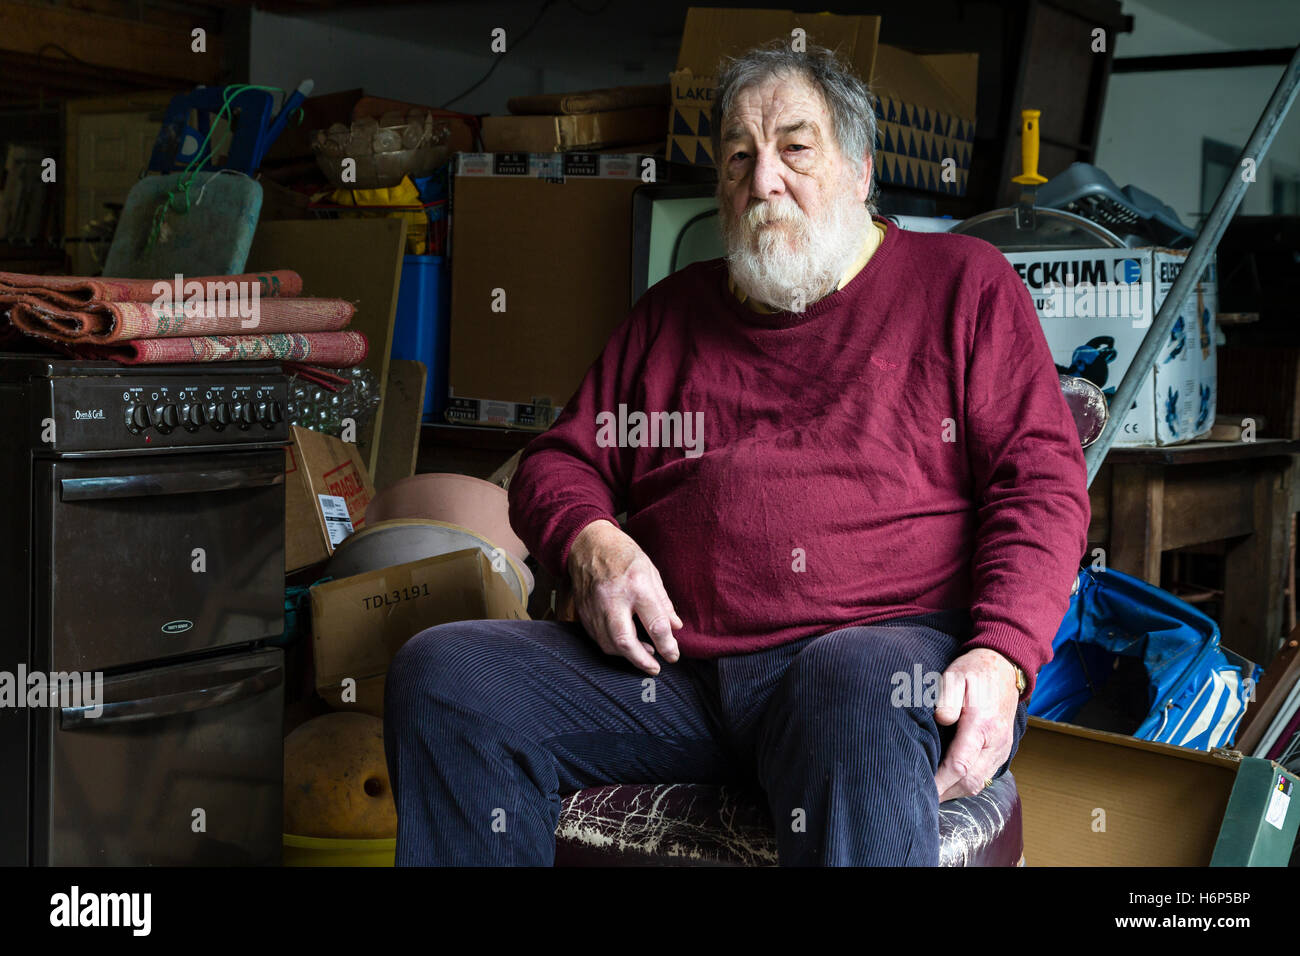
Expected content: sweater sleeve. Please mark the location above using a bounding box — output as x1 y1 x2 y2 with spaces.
960 253 1092 697
506 297 651 580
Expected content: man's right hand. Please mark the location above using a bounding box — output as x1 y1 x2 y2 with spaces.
566 519 683 675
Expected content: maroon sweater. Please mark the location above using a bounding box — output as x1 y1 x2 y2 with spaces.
507 221 1091 694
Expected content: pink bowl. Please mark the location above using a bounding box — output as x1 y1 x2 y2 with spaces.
365 473 528 563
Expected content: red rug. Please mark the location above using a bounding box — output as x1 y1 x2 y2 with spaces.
0 269 302 305
69 331 369 366
6 296 355 343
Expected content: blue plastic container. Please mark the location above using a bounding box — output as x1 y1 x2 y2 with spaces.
391 254 449 420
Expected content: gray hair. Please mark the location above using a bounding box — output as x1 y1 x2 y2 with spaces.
711 42 879 211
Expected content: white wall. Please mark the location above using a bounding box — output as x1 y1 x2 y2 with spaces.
1096 0 1300 227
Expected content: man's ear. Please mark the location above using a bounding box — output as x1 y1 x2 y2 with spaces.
857 154 874 204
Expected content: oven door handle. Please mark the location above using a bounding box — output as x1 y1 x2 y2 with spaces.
59 462 284 501
59 662 283 729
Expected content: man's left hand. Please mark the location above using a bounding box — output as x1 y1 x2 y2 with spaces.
932 648 1021 802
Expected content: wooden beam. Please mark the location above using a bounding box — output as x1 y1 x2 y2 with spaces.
0 0 222 84
1223 463 1292 666
57 0 223 34
1114 48 1296 74
1109 464 1164 584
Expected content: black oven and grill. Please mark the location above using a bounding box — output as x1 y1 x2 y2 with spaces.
0 355 289 865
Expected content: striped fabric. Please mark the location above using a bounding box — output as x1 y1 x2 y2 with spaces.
1152 666 1248 751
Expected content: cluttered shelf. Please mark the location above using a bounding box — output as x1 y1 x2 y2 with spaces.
415 422 536 480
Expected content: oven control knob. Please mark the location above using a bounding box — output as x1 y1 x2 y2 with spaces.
152 404 178 433
209 402 230 429
182 403 206 430
126 403 150 432
234 401 255 428
268 400 284 425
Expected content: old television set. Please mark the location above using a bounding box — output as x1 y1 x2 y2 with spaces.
630 182 726 307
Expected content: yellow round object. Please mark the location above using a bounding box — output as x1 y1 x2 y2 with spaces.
284 712 397 840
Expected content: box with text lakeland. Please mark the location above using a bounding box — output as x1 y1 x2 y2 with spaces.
446 151 650 429
1002 247 1217 446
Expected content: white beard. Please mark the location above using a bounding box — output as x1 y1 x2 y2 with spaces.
721 178 873 313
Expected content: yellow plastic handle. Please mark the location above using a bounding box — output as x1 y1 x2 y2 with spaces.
1012 109 1048 186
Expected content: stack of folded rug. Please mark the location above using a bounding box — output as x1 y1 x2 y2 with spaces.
0 270 367 366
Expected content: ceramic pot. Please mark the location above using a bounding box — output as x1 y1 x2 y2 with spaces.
365 473 527 564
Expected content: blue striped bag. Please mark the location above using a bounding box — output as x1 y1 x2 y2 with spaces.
1029 567 1258 751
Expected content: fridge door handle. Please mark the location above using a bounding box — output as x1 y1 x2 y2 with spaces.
59 662 283 729
59 462 284 501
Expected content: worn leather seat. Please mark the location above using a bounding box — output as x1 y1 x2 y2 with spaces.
554 772 1022 866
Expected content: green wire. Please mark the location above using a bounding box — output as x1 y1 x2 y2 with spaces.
146 84 299 251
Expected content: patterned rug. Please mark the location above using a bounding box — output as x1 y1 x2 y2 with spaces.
68 331 369 366
6 296 355 343
0 269 302 305
0 269 369 366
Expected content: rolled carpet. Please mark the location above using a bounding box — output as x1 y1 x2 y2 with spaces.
65 330 369 366
5 295 356 343
0 270 303 306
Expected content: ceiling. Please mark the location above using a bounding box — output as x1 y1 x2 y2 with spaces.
1127 0 1300 53
271 0 686 73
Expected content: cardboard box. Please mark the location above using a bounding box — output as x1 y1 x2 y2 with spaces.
668 8 878 168
285 425 376 572
482 106 670 153
666 8 976 196
447 151 646 429
1011 717 1298 866
310 548 529 716
507 84 670 116
1003 247 1217 445
870 43 978 196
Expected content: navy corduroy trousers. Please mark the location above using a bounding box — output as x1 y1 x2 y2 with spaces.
383 608 1027 866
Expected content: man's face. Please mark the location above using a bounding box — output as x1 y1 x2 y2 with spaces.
717 73 873 312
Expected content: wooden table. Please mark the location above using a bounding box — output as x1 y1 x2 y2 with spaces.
1090 438 1300 666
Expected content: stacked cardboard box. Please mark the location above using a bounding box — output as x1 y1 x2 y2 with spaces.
483 84 670 153
446 151 646 429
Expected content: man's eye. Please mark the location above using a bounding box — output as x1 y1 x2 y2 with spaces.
785 144 808 153
730 151 751 163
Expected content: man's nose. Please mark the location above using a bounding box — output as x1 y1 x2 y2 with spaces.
750 148 785 200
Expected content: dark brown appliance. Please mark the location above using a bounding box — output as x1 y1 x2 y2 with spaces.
0 355 289 865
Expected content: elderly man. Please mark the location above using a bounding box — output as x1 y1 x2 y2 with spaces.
384 44 1090 866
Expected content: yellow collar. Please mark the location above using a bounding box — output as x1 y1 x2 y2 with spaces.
729 219 886 314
